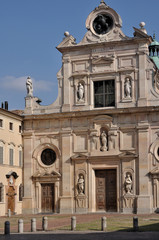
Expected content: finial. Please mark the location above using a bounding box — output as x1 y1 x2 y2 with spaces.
100 0 106 5
64 31 70 37
153 32 156 40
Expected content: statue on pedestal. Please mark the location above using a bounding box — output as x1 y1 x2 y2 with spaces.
26 77 33 97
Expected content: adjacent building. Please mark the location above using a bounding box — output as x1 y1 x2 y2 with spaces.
0 104 23 216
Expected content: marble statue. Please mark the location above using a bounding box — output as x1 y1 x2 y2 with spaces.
100 131 107 151
77 83 84 101
77 175 84 195
125 173 132 194
26 77 33 97
124 78 131 98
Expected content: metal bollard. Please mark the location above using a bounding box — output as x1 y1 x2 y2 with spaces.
101 216 107 231
71 216 76 231
31 218 36 232
8 209 11 218
4 221 10 235
133 216 139 231
18 219 23 233
42 216 48 231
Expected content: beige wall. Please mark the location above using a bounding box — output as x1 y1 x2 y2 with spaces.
0 109 23 216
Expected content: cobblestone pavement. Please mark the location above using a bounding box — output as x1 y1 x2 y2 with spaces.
0 232 159 240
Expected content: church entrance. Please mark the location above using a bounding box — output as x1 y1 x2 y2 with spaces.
41 184 54 213
96 169 117 212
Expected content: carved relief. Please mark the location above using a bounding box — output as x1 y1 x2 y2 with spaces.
154 71 159 94
150 131 159 165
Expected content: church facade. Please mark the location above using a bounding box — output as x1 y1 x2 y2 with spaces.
22 1 159 214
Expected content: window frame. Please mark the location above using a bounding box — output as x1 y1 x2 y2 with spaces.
9 122 13 131
94 79 115 108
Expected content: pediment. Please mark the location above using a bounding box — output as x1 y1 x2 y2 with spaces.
57 35 76 49
92 56 114 65
93 115 113 123
150 167 159 175
71 153 88 161
32 170 61 179
133 27 150 39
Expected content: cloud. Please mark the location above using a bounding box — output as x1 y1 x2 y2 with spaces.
0 75 55 92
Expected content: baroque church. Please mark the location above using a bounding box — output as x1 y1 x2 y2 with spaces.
1 0 159 215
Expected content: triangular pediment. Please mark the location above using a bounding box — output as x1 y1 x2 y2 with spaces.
92 56 114 65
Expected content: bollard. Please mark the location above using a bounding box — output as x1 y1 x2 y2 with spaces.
133 216 139 231
101 216 107 231
4 221 10 235
8 209 11 218
42 216 48 231
18 219 23 233
31 218 36 232
71 216 76 231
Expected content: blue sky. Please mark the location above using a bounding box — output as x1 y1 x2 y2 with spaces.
0 0 159 110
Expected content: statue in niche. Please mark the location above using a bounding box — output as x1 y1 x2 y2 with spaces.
77 175 85 195
100 131 108 151
125 173 133 194
77 83 84 101
26 76 33 97
124 78 131 98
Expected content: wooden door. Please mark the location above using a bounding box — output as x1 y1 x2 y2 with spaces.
96 171 106 210
106 170 117 211
41 184 54 213
96 170 117 212
8 186 15 213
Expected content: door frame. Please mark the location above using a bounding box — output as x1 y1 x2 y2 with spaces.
89 164 120 213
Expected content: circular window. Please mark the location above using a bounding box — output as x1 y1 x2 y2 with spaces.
41 149 56 166
93 14 114 35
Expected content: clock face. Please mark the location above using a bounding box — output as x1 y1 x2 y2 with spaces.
41 148 56 166
93 14 114 35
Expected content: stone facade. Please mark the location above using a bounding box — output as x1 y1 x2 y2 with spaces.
22 1 159 214
0 107 23 216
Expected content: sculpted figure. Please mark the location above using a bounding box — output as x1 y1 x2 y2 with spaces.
77 175 84 195
77 83 84 101
125 173 132 194
124 78 131 98
26 77 33 97
100 131 107 151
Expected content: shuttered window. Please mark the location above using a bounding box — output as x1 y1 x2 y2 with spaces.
0 147 3 164
9 149 13 166
19 150 23 167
